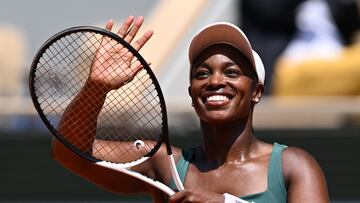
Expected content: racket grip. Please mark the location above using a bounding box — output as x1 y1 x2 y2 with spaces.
169 154 185 191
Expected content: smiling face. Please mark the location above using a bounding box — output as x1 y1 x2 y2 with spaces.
189 44 262 124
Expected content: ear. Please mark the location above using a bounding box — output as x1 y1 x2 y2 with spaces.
252 83 264 104
188 86 195 107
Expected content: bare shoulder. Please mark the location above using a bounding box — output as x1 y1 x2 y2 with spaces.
282 146 319 167
281 146 330 203
281 147 323 177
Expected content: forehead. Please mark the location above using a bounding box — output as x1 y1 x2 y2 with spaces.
191 43 252 70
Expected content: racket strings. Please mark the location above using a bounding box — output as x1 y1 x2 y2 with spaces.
33 31 164 163
96 72 162 162
83 34 159 161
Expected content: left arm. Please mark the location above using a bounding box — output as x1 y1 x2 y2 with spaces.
282 147 330 203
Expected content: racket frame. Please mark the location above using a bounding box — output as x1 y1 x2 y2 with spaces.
29 26 184 195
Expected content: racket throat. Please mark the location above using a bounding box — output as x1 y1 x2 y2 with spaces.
96 160 175 196
168 154 184 191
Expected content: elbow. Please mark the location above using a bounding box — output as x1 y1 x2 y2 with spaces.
51 138 87 171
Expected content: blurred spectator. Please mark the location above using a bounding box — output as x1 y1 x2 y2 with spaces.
273 0 360 95
240 0 303 94
280 0 344 62
239 0 360 95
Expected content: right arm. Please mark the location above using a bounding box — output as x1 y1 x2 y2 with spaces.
52 16 175 195
58 80 107 152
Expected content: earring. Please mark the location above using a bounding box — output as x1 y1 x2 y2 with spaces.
254 98 259 102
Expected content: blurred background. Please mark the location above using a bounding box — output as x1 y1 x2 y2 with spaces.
0 0 360 202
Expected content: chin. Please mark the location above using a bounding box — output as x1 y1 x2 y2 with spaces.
198 108 251 125
199 113 235 124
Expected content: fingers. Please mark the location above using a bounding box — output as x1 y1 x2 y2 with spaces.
106 16 153 50
169 188 225 203
116 16 135 37
105 19 114 31
169 190 186 203
118 16 152 44
115 16 142 42
123 16 144 43
133 30 153 51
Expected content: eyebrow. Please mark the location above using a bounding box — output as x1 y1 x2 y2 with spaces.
222 61 237 68
197 62 211 69
194 60 238 70
191 62 209 74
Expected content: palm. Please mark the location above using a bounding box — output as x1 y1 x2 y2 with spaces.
90 37 136 90
85 17 152 92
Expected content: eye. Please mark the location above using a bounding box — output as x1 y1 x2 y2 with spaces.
193 69 210 80
224 68 242 78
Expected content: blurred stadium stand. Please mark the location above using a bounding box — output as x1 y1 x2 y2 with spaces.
0 0 359 202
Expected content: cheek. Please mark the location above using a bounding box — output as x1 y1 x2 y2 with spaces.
189 81 202 98
233 81 256 107
238 95 253 114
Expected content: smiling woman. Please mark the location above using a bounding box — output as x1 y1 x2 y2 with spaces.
50 17 330 203
172 22 330 203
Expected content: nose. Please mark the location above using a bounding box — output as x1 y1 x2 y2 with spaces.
207 72 225 90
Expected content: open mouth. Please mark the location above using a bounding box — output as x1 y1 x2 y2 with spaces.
201 92 234 106
206 95 230 102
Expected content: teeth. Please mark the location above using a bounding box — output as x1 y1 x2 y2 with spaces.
207 95 229 102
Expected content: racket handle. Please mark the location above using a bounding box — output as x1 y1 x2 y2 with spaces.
169 154 185 191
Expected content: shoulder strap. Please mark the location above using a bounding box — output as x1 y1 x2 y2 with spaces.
168 148 194 189
267 143 287 197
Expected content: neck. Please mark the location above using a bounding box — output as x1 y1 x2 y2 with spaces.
199 110 258 167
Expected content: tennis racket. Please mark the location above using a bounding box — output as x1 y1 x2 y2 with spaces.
29 26 184 196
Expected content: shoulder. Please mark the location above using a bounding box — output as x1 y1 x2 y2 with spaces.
281 147 322 177
281 146 330 202
282 146 315 163
281 147 323 182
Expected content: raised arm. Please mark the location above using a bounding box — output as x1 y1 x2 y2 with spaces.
52 16 164 195
58 16 153 151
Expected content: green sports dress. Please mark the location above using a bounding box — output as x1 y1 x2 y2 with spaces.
169 143 288 203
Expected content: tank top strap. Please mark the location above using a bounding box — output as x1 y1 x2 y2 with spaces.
168 148 194 190
267 143 288 197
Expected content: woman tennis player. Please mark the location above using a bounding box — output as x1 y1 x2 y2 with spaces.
52 16 330 203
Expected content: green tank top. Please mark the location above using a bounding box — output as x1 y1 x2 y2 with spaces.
169 143 288 203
